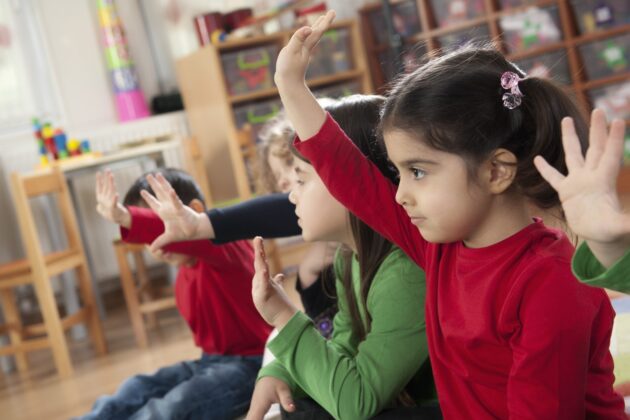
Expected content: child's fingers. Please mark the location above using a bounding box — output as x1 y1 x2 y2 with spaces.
585 109 607 169
601 118 626 177
245 401 268 420
561 117 585 172
276 385 295 412
168 189 185 211
140 189 161 212
303 10 336 52
146 174 168 202
253 237 269 275
534 155 565 191
286 26 313 53
106 170 115 194
102 171 111 198
111 192 119 209
96 171 103 196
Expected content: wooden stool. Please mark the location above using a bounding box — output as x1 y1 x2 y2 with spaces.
0 167 107 378
113 240 176 349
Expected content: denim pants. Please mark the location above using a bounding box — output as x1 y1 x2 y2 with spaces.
78 353 262 420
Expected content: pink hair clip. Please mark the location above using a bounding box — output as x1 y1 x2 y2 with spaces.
500 71 524 110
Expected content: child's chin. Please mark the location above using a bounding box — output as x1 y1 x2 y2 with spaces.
417 227 442 244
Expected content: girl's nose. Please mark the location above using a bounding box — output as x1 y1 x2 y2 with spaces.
395 181 413 208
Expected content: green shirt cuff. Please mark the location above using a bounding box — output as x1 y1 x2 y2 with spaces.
257 361 298 390
268 311 312 358
572 242 630 293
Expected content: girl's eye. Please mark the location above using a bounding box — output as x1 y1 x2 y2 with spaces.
295 179 304 186
410 168 426 180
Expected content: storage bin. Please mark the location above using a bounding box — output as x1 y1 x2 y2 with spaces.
378 44 427 82
221 44 279 95
437 25 491 50
307 28 353 79
588 81 630 121
368 1 422 44
499 0 540 9
233 97 283 143
430 0 486 28
570 0 630 34
500 6 562 53
578 33 629 80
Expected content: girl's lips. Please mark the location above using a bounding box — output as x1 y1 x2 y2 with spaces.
409 216 426 226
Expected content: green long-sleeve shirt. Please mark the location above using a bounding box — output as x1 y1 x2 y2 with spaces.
572 242 630 293
258 247 434 419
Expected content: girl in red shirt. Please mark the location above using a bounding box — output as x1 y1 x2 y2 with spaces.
280 11 625 419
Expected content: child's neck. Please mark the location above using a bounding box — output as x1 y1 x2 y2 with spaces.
463 193 532 249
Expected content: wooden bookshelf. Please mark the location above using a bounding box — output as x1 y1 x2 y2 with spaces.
359 0 630 188
176 19 372 202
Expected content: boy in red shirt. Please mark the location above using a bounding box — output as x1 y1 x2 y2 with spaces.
80 168 270 420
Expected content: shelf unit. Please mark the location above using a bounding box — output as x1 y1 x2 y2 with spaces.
176 19 372 203
359 0 630 190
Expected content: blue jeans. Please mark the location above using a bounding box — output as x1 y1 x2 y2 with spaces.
79 353 262 420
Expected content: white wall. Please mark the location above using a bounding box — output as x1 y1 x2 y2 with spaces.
0 0 162 265
0 0 369 265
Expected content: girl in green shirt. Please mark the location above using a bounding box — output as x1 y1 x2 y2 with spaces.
535 109 630 291
248 95 438 420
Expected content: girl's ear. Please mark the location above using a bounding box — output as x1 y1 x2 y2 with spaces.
188 198 205 213
484 148 518 195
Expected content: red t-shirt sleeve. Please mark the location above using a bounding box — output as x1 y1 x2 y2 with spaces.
293 113 427 268
505 258 623 418
120 206 228 263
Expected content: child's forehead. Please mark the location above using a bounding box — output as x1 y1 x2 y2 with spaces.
383 130 432 154
294 159 314 174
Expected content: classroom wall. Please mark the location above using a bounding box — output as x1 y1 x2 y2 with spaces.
0 0 160 264
0 0 368 265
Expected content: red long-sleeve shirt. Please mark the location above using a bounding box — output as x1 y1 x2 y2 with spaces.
121 206 271 356
295 114 625 419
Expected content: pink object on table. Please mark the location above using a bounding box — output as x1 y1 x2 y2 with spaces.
115 90 150 122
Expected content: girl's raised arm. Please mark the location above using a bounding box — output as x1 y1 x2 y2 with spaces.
274 12 333 141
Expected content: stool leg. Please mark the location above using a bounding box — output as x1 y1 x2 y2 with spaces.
115 245 148 348
133 251 157 329
75 263 108 355
31 271 73 378
0 289 28 372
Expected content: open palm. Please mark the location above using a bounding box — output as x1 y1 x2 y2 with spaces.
251 237 297 327
274 10 336 86
534 109 629 243
141 173 206 252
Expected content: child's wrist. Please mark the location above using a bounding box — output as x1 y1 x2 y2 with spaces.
117 209 132 229
274 73 306 91
274 307 298 331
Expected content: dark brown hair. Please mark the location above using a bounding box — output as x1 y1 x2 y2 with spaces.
123 168 205 208
380 44 588 210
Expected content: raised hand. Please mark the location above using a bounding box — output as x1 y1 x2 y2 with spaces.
274 11 334 142
140 173 213 252
245 376 295 420
252 237 298 329
95 170 131 228
274 10 336 88
534 109 630 267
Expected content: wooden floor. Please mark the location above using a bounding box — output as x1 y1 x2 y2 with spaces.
0 305 198 420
